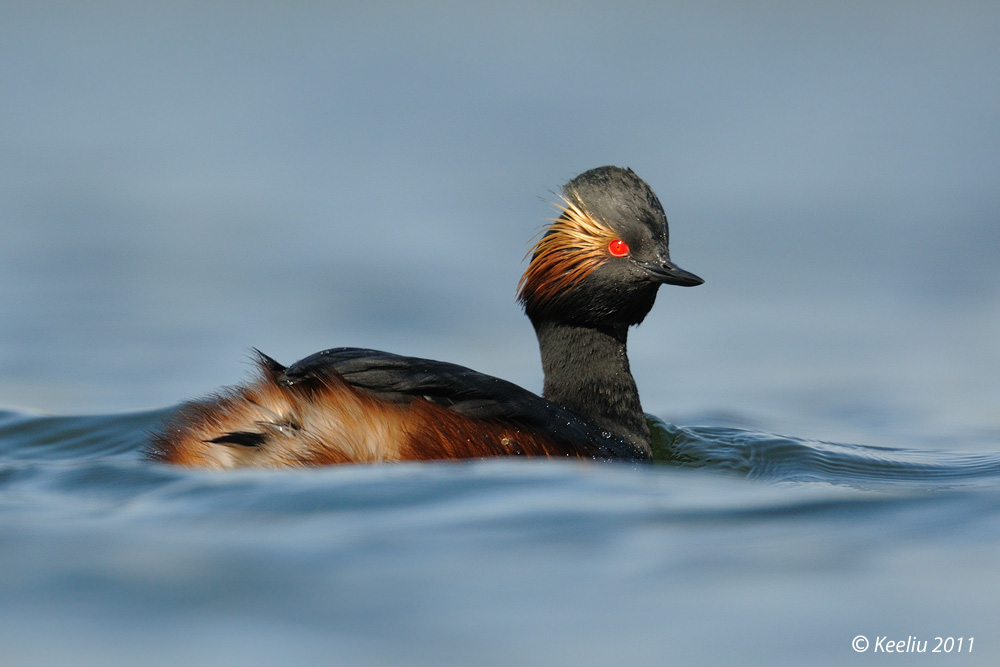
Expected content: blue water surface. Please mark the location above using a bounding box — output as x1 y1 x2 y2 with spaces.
2 409 999 665
2 3 999 666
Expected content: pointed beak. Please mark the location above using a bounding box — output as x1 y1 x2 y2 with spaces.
641 259 704 287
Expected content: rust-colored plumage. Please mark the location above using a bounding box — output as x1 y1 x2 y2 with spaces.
148 165 703 469
516 194 619 311
149 351 609 468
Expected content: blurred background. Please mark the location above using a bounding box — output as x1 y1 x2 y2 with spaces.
3 6 1000 666
2 1 998 449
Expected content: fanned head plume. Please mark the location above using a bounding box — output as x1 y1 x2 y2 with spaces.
516 194 618 312
517 166 702 327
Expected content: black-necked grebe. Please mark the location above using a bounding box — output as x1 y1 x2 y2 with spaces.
149 166 703 467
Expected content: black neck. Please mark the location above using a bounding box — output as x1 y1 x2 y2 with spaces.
532 319 651 452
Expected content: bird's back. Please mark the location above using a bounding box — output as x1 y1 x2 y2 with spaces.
148 348 648 468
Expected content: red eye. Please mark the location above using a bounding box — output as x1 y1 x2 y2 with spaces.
608 239 629 257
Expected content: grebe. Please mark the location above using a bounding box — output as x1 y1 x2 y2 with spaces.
149 166 703 468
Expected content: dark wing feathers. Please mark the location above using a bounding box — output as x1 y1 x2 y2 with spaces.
277 347 615 449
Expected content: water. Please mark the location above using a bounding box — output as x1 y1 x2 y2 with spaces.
3 410 999 665
2 3 999 666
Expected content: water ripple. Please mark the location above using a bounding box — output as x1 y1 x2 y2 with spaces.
2 409 1000 496
651 416 1000 490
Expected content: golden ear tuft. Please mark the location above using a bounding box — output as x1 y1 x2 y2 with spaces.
517 194 619 310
